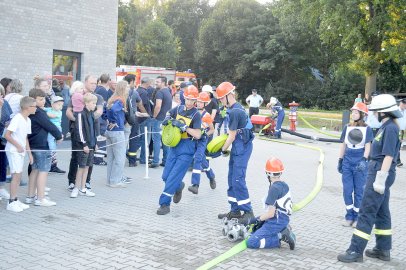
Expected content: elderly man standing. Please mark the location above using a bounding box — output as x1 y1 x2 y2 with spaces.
246 89 263 118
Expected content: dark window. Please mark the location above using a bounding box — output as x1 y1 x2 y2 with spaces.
52 50 81 84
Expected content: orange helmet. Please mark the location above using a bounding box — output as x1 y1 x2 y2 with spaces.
265 157 284 174
202 113 213 125
351 102 368 114
197 92 211 103
184 85 199 100
216 82 235 99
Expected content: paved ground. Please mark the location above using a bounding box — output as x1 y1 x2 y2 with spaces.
1 127 405 270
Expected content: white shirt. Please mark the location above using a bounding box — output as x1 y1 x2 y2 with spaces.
5 113 31 155
398 108 406 131
246 94 263 108
4 93 24 118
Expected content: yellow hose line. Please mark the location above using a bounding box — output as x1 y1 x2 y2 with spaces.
298 114 341 138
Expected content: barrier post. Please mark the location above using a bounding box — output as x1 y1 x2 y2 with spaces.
144 126 149 179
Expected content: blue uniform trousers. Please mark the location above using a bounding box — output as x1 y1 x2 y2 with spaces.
191 136 215 186
247 213 289 249
159 139 196 206
349 160 395 253
127 121 140 164
274 111 285 137
227 134 253 212
342 148 367 221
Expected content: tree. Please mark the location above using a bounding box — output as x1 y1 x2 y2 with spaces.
318 0 405 96
135 20 180 67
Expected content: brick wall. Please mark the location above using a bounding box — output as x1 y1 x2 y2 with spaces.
0 0 118 93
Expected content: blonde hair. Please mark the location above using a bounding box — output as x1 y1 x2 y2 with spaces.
70 81 85 96
83 93 97 104
108 80 128 111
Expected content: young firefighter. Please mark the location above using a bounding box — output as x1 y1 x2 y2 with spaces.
70 93 98 198
266 97 285 139
216 81 255 224
157 85 202 215
246 157 296 250
338 94 402 263
188 92 216 195
338 102 374 227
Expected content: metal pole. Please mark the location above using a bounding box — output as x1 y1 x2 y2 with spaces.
144 126 149 179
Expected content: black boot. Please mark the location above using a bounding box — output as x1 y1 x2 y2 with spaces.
188 185 199 194
218 211 242 220
156 205 170 215
337 250 363 263
238 211 255 225
365 247 390 261
49 164 66 174
280 226 296 250
209 178 216 189
173 182 185 203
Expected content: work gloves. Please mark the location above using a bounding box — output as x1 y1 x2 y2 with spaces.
373 170 388 194
162 116 172 126
247 216 261 225
206 150 230 159
171 119 188 132
356 157 368 171
337 158 343 174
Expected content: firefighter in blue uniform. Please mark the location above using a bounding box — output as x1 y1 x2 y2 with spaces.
338 102 374 227
266 97 285 139
338 94 402 263
188 92 216 195
156 86 202 215
246 157 296 250
215 81 255 224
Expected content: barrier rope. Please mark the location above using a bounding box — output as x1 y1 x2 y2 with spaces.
197 137 325 270
298 114 341 138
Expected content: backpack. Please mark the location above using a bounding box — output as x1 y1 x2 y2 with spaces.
125 90 137 126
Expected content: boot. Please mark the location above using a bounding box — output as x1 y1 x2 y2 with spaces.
188 185 199 195
238 211 255 225
365 247 390 261
337 250 363 263
218 211 242 220
209 178 216 189
49 164 66 174
156 205 170 215
280 226 296 250
173 182 185 204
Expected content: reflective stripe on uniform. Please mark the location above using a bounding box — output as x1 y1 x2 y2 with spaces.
127 152 137 156
259 238 266 248
228 197 237 202
237 199 251 205
346 204 354 210
192 169 202 174
353 207 359 212
163 192 173 197
353 229 371 240
374 229 392 235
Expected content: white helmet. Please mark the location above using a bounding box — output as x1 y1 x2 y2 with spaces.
270 97 278 106
369 94 402 118
202 84 213 93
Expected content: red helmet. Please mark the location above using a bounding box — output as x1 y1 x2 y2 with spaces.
351 102 368 114
184 85 199 100
265 157 284 174
216 82 235 99
197 92 211 103
202 113 213 125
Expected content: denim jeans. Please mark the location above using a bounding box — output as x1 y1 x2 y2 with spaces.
105 130 126 185
151 119 164 165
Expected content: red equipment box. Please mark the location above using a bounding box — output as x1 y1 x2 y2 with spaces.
250 115 271 125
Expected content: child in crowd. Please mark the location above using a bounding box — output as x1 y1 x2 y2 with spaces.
188 92 216 195
4 96 36 212
246 157 296 250
26 89 62 207
337 102 373 227
44 96 64 151
217 105 228 135
70 93 98 197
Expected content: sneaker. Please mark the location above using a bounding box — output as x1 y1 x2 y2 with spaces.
160 162 165 167
108 182 127 188
16 200 30 210
45 187 51 192
65 132 71 139
0 188 10 199
67 183 75 191
49 166 66 174
85 183 91 190
156 205 170 215
94 160 107 166
238 211 255 225
397 162 403 167
218 211 242 220
280 226 296 250
79 189 95 197
25 196 36 204
365 247 390 261
70 188 79 198
173 182 185 204
34 198 56 207
342 219 353 227
188 185 199 195
149 163 159 168
97 135 106 142
209 178 216 190
337 250 363 263
7 201 23 212
19 180 27 187
121 177 132 184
